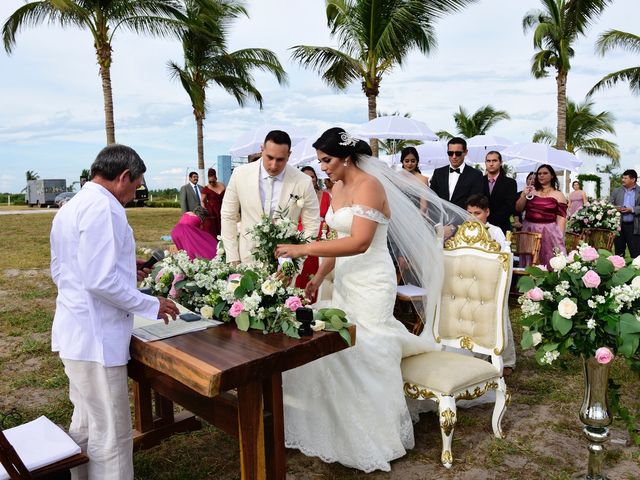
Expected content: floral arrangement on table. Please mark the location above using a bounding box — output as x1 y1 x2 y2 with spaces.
518 244 640 368
517 243 640 444
568 199 621 233
141 251 351 344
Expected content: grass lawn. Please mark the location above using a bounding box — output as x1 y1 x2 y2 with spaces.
0 208 638 479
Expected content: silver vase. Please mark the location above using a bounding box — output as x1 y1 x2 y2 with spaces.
576 356 612 480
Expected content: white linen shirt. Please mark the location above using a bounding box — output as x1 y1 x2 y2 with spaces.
259 161 286 216
50 182 159 367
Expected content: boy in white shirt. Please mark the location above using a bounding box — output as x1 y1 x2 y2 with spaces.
465 194 516 375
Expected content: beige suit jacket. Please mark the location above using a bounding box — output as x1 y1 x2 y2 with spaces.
220 161 321 264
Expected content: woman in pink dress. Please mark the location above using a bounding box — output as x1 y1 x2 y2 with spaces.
200 168 225 238
171 212 217 260
568 180 588 216
515 164 568 266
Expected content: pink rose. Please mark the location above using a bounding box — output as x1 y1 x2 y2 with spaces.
580 246 599 262
526 287 545 301
284 296 303 311
228 273 242 282
169 273 185 297
155 268 165 283
582 270 601 289
595 347 614 365
229 301 244 318
607 255 625 271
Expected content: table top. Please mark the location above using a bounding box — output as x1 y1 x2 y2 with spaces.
130 323 356 397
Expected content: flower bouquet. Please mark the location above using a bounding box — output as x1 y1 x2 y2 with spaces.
517 244 640 367
248 206 309 274
568 199 621 234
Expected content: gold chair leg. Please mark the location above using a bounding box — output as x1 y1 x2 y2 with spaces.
438 396 457 468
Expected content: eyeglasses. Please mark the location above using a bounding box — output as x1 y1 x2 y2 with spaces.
447 151 464 157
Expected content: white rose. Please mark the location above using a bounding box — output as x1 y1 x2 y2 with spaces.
586 318 596 329
311 319 326 332
558 297 578 319
531 332 542 346
200 305 214 319
296 198 305 208
261 279 278 296
549 255 567 271
632 276 640 289
633 256 640 268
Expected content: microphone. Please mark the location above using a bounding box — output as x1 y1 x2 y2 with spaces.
139 249 165 270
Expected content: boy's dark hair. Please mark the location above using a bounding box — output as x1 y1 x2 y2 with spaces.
465 194 490 210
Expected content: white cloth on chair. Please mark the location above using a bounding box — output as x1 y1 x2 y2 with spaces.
0 416 81 480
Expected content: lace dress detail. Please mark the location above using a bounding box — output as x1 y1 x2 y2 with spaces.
282 206 433 472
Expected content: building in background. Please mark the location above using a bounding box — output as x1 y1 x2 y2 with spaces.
216 155 232 185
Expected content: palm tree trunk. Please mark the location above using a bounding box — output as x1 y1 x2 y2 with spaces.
555 70 567 151
196 113 205 171
367 93 378 157
100 63 116 145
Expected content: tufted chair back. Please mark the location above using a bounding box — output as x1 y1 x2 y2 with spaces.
431 221 512 358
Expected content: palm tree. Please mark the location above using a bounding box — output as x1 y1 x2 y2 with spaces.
532 98 619 167
522 0 611 151
290 0 477 156
169 0 286 171
436 105 510 140
25 170 39 181
3 0 184 145
588 29 640 96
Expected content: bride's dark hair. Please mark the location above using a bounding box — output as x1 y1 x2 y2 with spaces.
312 127 371 164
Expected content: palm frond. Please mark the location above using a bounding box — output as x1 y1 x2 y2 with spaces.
436 130 454 141
595 29 640 55
290 45 362 90
588 67 640 96
532 128 556 144
565 0 613 36
579 138 620 164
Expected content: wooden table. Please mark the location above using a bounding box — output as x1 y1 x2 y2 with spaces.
128 323 355 480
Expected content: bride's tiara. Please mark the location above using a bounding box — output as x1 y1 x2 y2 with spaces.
338 131 358 147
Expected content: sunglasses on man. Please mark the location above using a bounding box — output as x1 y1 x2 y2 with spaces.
447 151 464 157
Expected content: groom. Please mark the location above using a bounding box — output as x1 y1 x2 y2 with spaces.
220 130 320 264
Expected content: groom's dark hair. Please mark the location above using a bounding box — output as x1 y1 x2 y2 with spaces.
264 130 291 149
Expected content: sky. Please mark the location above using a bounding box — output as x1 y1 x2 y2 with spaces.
0 0 638 193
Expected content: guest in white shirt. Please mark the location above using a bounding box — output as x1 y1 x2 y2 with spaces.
50 144 179 480
465 194 516 376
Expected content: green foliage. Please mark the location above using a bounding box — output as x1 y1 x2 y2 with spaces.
440 105 511 139
146 201 181 208
577 173 602 198
589 29 640 96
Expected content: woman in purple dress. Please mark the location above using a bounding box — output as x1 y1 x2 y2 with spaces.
515 164 568 266
568 180 588 216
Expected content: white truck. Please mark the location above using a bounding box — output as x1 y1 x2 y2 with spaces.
26 179 67 207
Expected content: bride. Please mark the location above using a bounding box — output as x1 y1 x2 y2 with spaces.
275 128 466 472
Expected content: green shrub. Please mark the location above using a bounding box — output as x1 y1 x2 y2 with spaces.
146 201 180 208
0 193 26 204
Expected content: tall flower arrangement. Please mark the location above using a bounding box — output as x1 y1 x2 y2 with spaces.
568 199 621 233
517 244 640 370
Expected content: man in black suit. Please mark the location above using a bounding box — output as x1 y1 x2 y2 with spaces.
429 137 483 209
483 150 517 233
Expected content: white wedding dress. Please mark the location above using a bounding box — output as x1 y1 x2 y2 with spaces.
282 205 434 472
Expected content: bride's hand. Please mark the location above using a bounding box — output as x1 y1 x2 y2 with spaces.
275 243 307 259
304 275 322 300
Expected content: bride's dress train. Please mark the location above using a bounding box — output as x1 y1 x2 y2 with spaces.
282 205 433 472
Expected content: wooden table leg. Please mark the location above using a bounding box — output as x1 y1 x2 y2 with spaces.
132 379 154 433
237 381 266 480
263 373 285 480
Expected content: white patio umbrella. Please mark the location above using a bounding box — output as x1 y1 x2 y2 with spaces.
353 116 438 140
502 143 581 171
229 126 305 157
288 137 317 167
415 141 450 169
465 134 514 164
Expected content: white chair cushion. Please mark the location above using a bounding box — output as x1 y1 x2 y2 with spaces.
401 351 500 395
0 416 81 480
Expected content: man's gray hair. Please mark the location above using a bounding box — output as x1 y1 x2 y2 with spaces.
90 144 146 181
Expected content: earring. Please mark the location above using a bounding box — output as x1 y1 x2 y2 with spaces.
343 160 349 167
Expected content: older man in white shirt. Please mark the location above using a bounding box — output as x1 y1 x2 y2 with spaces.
50 144 178 480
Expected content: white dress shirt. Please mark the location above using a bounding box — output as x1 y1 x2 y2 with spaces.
50 182 159 367
448 162 466 201
487 222 510 251
259 162 286 216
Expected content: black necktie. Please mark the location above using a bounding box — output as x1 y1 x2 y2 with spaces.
450 167 461 174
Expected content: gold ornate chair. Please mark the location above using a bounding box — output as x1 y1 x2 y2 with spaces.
401 221 513 468
582 228 616 251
